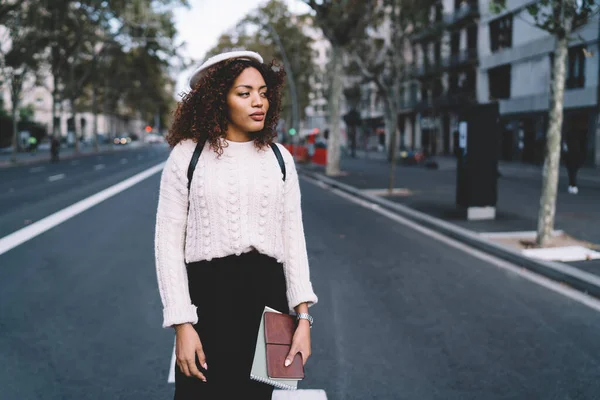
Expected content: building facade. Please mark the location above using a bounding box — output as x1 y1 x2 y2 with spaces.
302 21 331 137
410 0 480 157
478 0 600 166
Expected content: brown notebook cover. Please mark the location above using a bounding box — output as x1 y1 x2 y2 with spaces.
264 312 305 380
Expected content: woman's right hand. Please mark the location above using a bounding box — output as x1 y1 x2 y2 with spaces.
174 323 207 382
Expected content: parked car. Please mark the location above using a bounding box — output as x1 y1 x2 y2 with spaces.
113 136 132 145
146 134 165 144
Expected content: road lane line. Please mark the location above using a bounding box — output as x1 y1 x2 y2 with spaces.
168 337 176 383
48 174 65 182
94 164 105 170
303 175 600 313
0 162 165 256
30 166 46 173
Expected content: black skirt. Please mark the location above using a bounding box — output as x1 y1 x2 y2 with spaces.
174 250 289 400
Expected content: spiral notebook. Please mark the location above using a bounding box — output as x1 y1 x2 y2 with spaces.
250 306 303 390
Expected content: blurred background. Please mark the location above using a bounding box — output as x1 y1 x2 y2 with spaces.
2 1 600 399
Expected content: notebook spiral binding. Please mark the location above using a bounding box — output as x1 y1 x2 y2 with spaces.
250 374 297 390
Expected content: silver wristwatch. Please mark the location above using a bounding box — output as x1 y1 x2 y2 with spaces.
296 313 313 328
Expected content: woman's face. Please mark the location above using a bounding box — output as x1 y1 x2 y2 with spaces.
226 67 269 135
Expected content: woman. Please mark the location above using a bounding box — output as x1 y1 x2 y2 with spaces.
154 50 318 399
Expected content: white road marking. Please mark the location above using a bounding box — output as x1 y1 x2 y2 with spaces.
303 175 600 313
0 162 165 256
168 337 176 383
48 174 65 182
273 390 328 399
120 158 128 164
94 164 105 171
30 166 46 173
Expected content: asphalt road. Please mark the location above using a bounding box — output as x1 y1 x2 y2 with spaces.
1 145 599 399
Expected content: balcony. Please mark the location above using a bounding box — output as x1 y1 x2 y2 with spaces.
410 14 452 42
399 97 419 111
432 90 477 109
410 3 478 41
412 59 449 79
447 2 479 28
447 48 478 69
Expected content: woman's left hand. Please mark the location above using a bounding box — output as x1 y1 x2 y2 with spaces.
285 320 311 367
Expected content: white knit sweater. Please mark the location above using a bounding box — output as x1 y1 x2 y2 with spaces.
155 138 318 328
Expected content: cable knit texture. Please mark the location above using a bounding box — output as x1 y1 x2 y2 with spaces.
155 138 318 328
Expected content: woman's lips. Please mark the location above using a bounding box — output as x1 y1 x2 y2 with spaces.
250 114 265 121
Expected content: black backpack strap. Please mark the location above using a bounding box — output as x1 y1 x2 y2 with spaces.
187 140 205 191
187 140 285 189
270 143 286 182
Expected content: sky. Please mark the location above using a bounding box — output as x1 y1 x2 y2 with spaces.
171 0 311 97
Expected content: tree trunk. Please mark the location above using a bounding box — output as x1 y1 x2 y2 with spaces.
326 45 343 176
93 86 99 152
10 105 19 164
536 32 569 246
10 74 23 164
72 98 79 154
52 74 59 140
383 96 399 193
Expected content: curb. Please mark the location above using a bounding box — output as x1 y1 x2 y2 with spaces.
299 167 600 300
0 144 148 169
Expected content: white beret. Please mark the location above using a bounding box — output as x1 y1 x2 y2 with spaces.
188 50 264 89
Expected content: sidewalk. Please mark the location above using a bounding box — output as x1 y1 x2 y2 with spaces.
354 150 600 186
299 154 600 281
0 142 146 168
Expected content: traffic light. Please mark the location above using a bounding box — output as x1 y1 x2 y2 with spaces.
289 128 297 136
145 125 152 133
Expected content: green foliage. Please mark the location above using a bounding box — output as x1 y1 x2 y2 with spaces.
17 0 187 128
19 104 35 121
303 0 371 47
489 0 507 14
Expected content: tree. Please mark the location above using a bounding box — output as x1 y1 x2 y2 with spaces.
302 0 371 176
0 2 46 162
492 0 599 246
32 0 186 150
347 0 434 192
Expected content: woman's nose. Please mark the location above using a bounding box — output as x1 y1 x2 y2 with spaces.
251 93 263 107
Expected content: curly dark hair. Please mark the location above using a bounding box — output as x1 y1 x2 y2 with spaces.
167 58 286 155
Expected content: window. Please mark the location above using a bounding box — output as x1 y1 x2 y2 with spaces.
449 73 459 92
567 45 586 89
549 45 587 89
489 14 512 52
488 64 511 99
433 79 444 98
451 32 460 55
467 24 477 51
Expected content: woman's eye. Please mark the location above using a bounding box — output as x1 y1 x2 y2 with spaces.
239 92 250 97
260 92 268 97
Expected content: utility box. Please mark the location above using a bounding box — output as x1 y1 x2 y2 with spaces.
456 103 499 220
